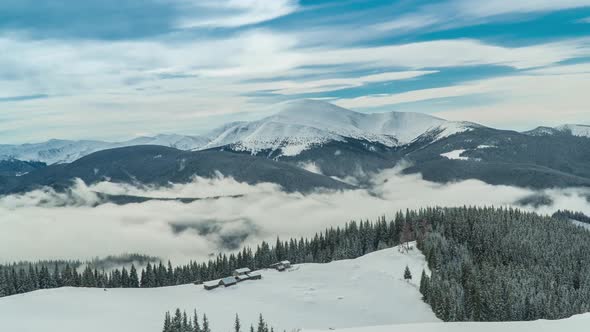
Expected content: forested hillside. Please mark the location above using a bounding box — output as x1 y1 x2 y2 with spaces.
419 207 590 321
3 207 590 324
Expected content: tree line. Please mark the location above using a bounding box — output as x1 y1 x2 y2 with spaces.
3 206 590 324
161 310 277 332
1 212 410 297
552 209 590 224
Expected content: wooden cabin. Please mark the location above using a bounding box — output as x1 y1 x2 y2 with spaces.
248 271 262 280
236 274 251 282
233 267 251 277
203 281 219 290
219 276 238 287
270 260 291 271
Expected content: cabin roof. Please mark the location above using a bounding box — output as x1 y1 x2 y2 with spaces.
221 277 237 285
234 267 251 274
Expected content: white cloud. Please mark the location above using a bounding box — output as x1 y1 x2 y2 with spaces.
1 169 588 263
1 22 589 143
454 0 590 18
172 0 299 28
307 38 590 70
375 0 590 33
250 70 437 95
335 85 482 109
334 64 590 129
373 14 442 32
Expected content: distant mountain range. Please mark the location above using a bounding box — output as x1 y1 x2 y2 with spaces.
0 100 478 164
1 99 590 195
0 134 209 165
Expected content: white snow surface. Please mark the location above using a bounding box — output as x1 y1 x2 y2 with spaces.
202 120 344 157
555 124 590 138
571 220 590 231
524 126 560 136
0 246 437 332
201 100 475 156
441 149 469 161
424 121 477 142
1 100 477 162
0 134 210 164
304 314 590 332
525 124 590 138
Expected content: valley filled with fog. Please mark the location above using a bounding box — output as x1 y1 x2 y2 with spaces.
2 166 589 264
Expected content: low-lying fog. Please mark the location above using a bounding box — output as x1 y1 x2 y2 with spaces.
1 167 589 264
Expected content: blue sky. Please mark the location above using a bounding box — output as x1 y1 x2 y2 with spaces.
1 0 590 143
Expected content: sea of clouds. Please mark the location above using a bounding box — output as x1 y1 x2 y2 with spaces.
1 167 589 264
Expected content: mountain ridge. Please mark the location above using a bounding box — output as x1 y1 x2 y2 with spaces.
0 100 481 164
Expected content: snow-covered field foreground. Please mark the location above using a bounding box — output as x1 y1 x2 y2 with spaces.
0 246 437 332
305 313 590 332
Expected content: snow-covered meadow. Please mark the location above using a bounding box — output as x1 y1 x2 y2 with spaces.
305 314 590 332
0 246 437 332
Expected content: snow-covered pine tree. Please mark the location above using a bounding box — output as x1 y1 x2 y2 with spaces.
162 311 172 332
193 310 201 332
404 265 412 281
202 314 210 332
419 269 429 299
235 313 241 332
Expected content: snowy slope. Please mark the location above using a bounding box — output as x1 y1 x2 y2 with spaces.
571 220 590 231
304 314 590 332
1 100 478 163
415 121 479 144
0 139 111 165
202 99 474 156
524 124 590 138
555 124 590 138
0 134 209 164
124 134 210 151
0 246 438 332
523 126 562 136
203 120 344 157
441 149 469 161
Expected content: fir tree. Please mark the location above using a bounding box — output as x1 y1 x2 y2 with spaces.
193 310 201 332
162 311 172 332
172 309 182 332
404 265 412 281
202 314 210 332
235 313 241 332
419 270 430 300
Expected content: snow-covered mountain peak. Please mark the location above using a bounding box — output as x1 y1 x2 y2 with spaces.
202 120 345 156
200 100 455 156
257 99 453 146
524 124 590 138
0 134 210 164
271 99 360 126
523 126 562 136
269 99 448 141
1 100 485 163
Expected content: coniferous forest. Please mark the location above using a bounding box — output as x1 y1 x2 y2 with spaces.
418 207 590 321
160 310 276 332
3 206 590 323
552 209 590 224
